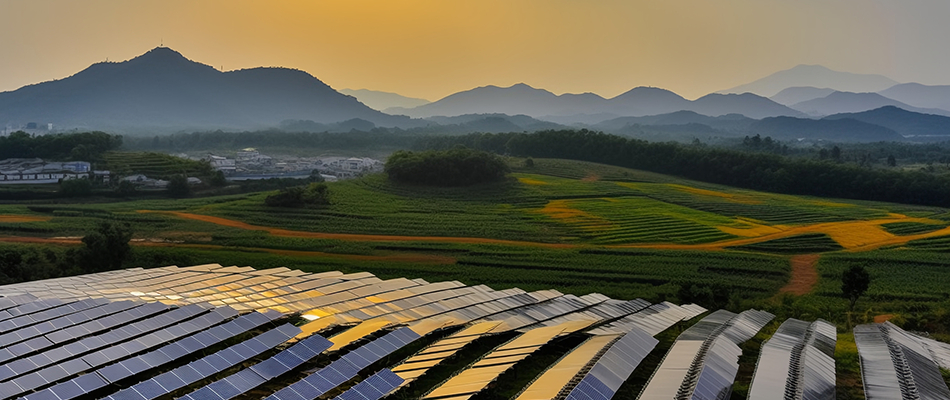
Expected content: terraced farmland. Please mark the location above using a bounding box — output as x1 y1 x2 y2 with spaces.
100 151 212 179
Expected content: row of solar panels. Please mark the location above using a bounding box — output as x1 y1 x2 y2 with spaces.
0 265 708 400
2 264 950 400
855 321 950 400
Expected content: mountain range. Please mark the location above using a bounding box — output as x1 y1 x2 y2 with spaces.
719 65 899 98
3 47 950 143
386 83 805 121
788 91 950 117
0 47 419 133
339 89 430 111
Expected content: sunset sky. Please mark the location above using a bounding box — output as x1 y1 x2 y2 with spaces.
2 0 948 101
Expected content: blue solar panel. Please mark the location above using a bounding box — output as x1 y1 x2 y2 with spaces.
153 372 186 391
271 386 308 400
110 388 148 400
245 339 271 354
186 386 221 400
304 373 338 394
132 379 166 400
36 365 68 383
173 366 203 385
330 358 360 378
224 370 266 392
160 343 190 360
332 369 404 400
274 388 306 400
318 365 350 385
251 357 290 379
75 372 108 391
49 380 91 400
217 348 246 365
342 350 372 370
274 351 306 370
208 380 242 399
191 358 224 376
30 385 70 400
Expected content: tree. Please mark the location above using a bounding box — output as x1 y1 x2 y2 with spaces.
831 146 842 162
116 180 137 195
167 175 191 197
887 154 897 167
209 170 227 187
60 178 92 196
842 265 871 311
523 158 535 168
264 182 330 208
75 221 133 273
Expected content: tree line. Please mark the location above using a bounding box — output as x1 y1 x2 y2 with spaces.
0 131 123 161
385 147 510 186
416 130 950 207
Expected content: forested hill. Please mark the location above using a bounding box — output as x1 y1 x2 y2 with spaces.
418 130 950 207
0 47 420 133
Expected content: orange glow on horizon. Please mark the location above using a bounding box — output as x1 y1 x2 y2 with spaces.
0 0 947 100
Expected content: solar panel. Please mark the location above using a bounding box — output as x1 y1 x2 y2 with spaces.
747 318 836 400
173 332 330 400
333 369 404 400
855 322 950 400
265 333 410 400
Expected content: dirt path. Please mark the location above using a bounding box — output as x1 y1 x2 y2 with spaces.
0 236 456 265
779 254 821 295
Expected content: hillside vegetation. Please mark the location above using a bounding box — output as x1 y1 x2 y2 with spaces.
384 147 509 186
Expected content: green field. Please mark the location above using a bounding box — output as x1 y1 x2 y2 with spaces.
1 157 949 332
4 157 950 399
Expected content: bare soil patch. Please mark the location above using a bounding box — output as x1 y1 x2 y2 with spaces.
779 254 821 295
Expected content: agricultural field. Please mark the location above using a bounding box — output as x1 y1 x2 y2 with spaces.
0 157 949 331
99 151 213 179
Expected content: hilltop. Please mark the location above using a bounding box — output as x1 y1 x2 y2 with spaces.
0 47 421 133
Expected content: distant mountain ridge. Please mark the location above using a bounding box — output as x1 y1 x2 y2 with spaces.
339 89 430 111
720 65 899 97
0 47 420 133
823 106 950 138
879 83 950 112
389 83 803 121
769 87 835 106
790 91 950 117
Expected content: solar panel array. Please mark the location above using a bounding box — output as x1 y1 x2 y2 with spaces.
747 318 836 400
107 323 302 400
181 333 333 400
2 263 950 400
564 327 658 400
588 302 706 336
854 322 950 400
638 309 773 400
332 369 404 400
423 321 595 400
267 327 421 400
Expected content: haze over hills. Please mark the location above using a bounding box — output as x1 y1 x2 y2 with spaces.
823 106 950 138
720 65 899 98
879 83 950 112
2 47 950 143
0 47 421 133
769 87 836 106
388 83 803 122
789 91 950 117
339 89 430 112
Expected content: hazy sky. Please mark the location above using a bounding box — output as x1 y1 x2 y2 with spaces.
2 0 949 100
